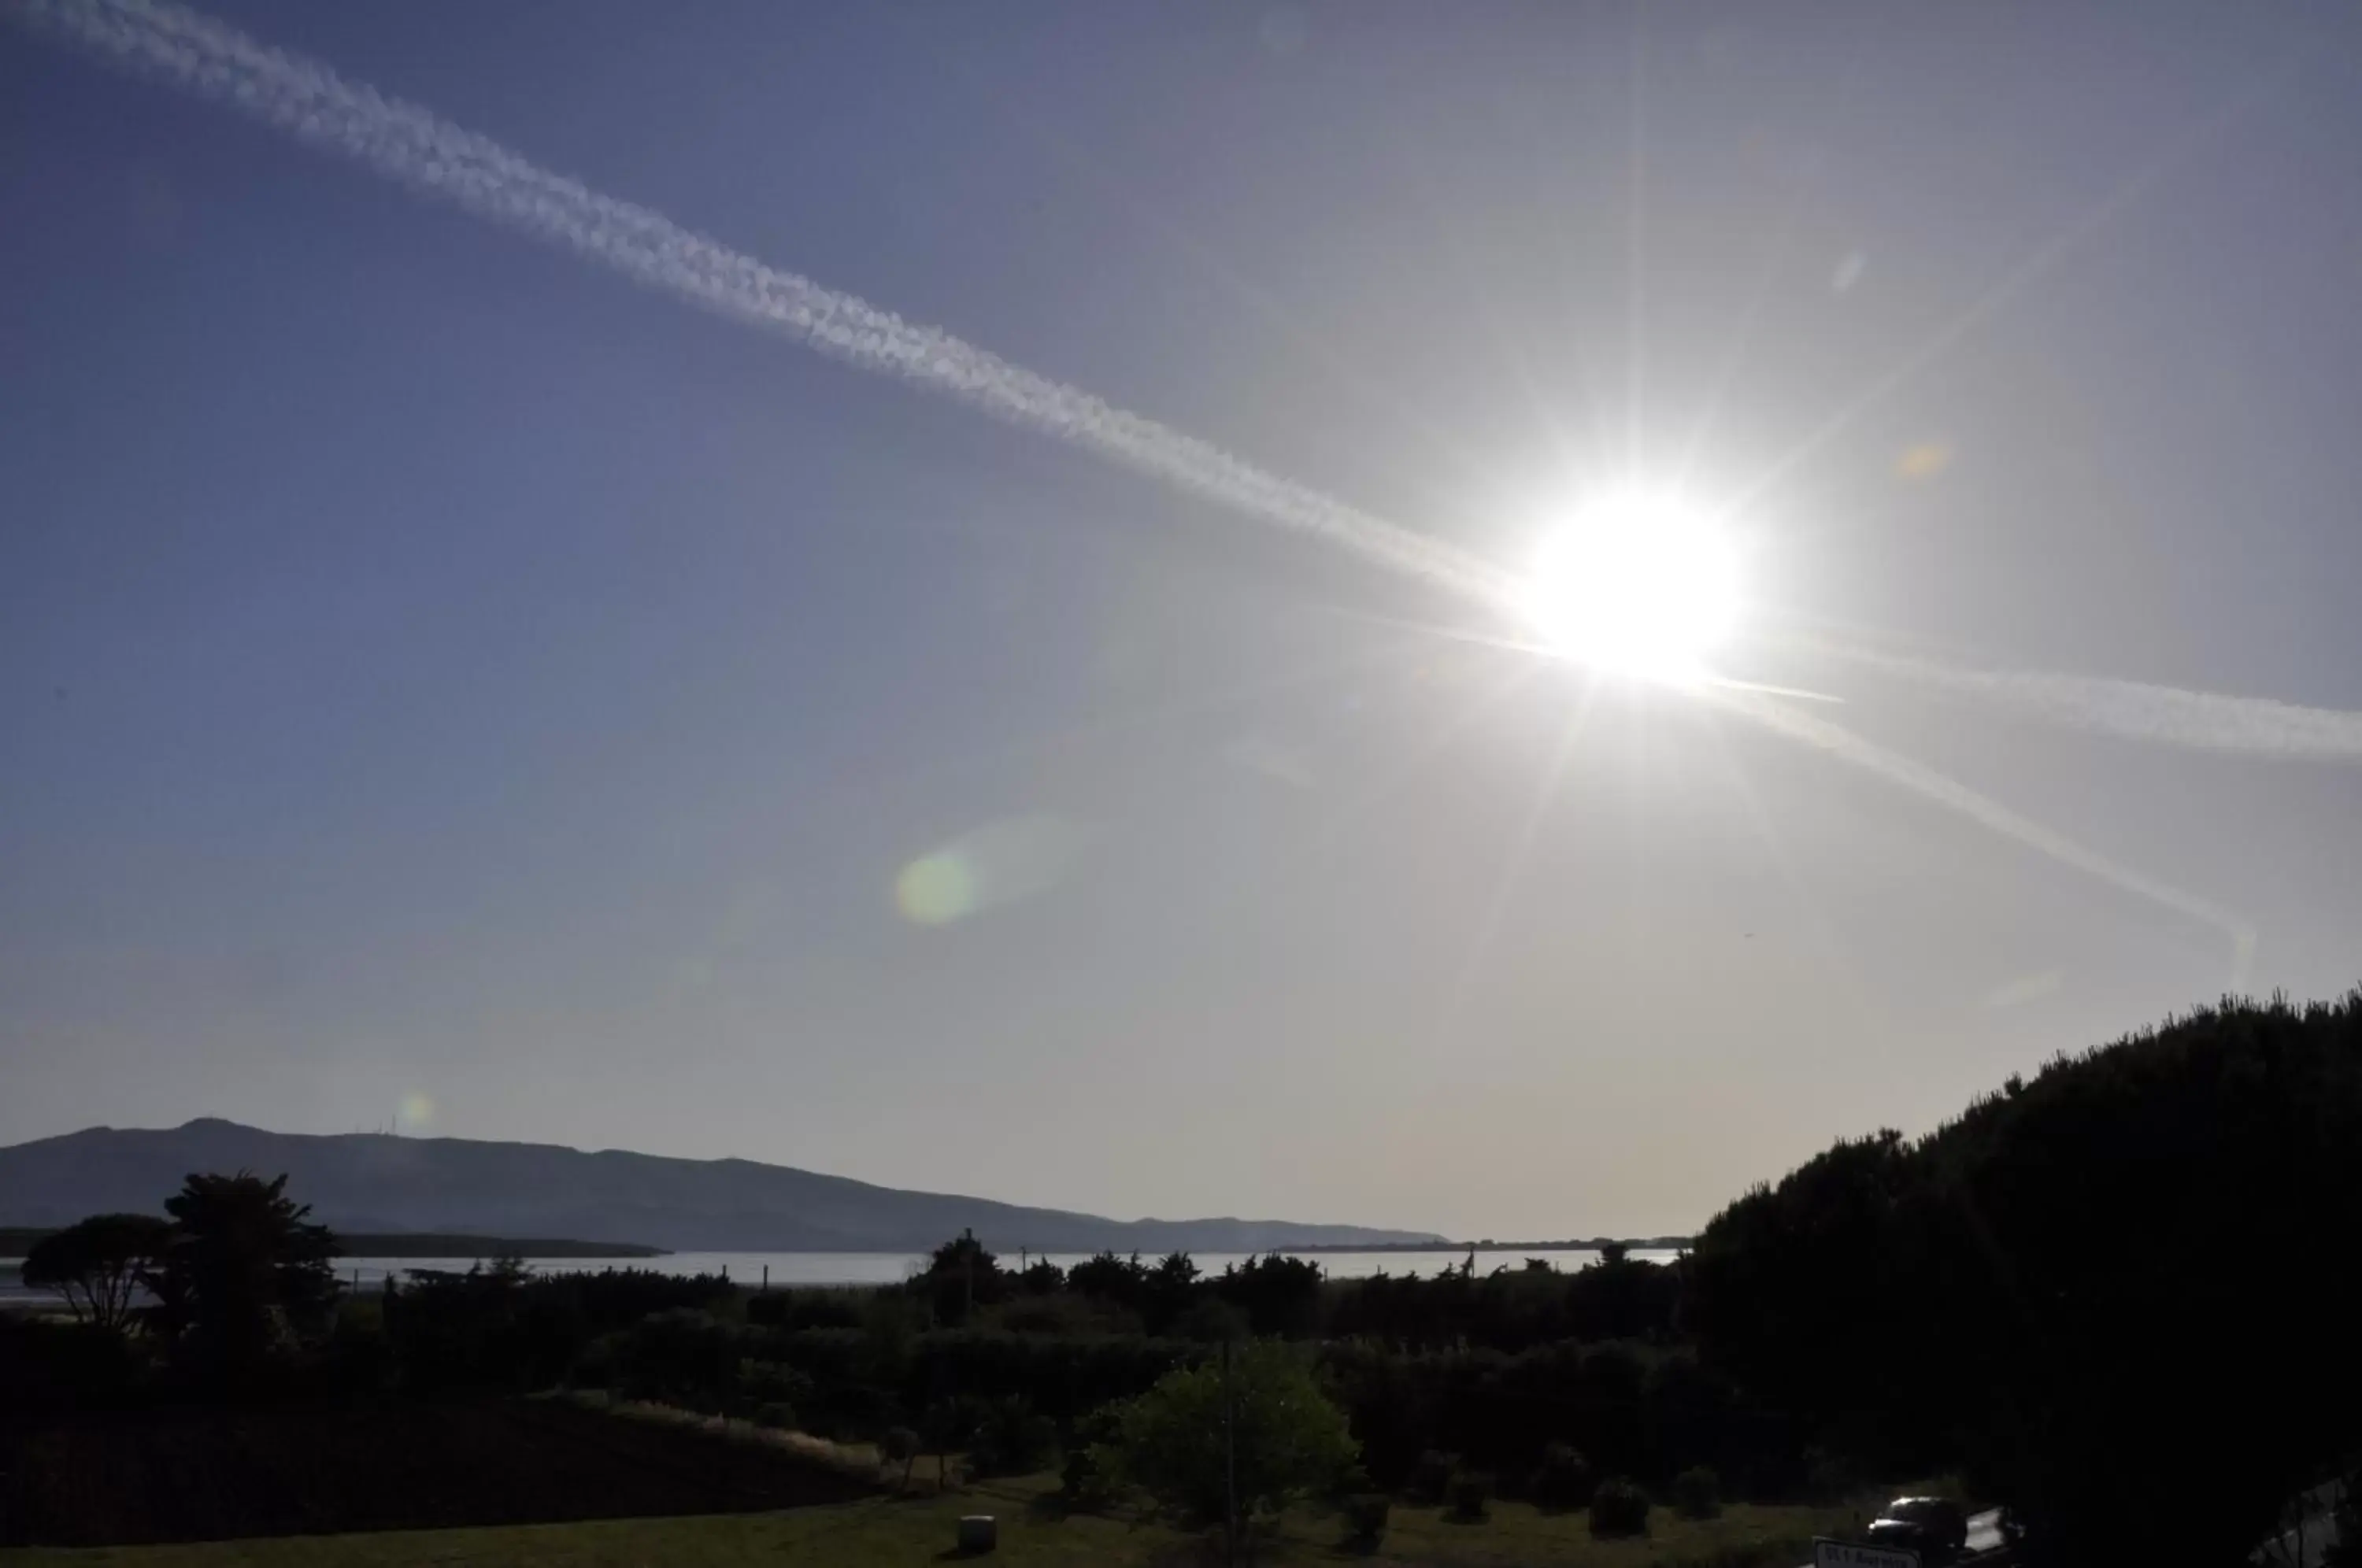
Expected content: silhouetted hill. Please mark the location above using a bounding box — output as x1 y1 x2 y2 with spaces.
0 1119 1442 1253
0 1227 660 1259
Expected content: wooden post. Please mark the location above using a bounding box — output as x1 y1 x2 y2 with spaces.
1222 1337 1238 1566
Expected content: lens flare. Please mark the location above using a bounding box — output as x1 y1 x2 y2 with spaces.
1520 489 1741 682
894 814 1094 927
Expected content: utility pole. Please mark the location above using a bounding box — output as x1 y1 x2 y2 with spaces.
1222 1336 1239 1566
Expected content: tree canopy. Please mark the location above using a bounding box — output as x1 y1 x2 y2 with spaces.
150 1170 340 1383
19 1212 172 1333
1688 991 2362 1565
1092 1338 1358 1536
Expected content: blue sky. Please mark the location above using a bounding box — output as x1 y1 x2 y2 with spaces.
5 0 2360 1237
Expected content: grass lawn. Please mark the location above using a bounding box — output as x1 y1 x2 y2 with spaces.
0 1474 1865 1566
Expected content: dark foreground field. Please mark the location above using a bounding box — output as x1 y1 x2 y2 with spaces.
0 1472 1863 1567
0 1398 872 1548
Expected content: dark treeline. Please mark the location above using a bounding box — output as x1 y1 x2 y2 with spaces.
8 992 2359 1562
4 1194 1722 1502
1688 992 2362 1565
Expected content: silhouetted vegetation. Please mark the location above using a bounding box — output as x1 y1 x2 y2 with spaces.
1687 991 2362 1565
1672 1463 1722 1519
1529 1440 1596 1509
9 990 2355 1559
387 1259 736 1393
18 1213 170 1333
913 1227 1006 1326
2324 1463 2361 1568
150 1171 340 1388
1090 1339 1358 1548
1589 1475 1651 1537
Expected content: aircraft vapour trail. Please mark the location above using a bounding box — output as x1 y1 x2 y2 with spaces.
9 0 2275 959
11 0 1515 611
1709 686 2258 975
1827 647 2362 762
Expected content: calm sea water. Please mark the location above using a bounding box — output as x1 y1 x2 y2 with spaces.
4 1247 1683 1302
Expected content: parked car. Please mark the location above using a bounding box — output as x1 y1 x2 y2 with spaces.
1865 1496 1970 1559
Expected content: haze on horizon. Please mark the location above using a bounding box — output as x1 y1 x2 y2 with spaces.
6 0 2360 1241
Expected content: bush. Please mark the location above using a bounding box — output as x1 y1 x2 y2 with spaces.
1804 1446 1854 1503
609 1309 739 1404
1172 1296 1250 1343
1090 1341 1360 1529
752 1401 797 1429
1342 1492 1390 1551
1449 1470 1493 1520
1672 1464 1721 1519
1590 1475 1651 1537
739 1359 813 1411
1058 1442 1113 1510
1529 1441 1595 1509
967 1396 1059 1478
1056 1408 1122 1511
745 1290 863 1330
1410 1449 1460 1503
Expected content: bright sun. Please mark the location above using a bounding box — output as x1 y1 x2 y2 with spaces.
1519 488 1742 682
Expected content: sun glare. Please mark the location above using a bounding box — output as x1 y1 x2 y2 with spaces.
1520 488 1742 682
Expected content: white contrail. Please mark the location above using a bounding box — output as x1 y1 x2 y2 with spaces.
13 0 2268 963
1827 647 2362 763
1708 685 2258 978
12 0 1515 610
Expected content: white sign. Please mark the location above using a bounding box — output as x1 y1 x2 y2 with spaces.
1812 1540 1920 1568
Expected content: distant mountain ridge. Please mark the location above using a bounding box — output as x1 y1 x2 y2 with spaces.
0 1119 1443 1254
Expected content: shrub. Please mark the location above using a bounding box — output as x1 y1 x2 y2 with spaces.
1410 1449 1460 1503
1056 1408 1123 1511
739 1359 813 1410
1529 1441 1595 1509
1672 1464 1721 1519
991 1294 1100 1336
1804 1445 1854 1503
1449 1470 1493 1520
1090 1341 1360 1529
1172 1296 1251 1343
968 1396 1059 1477
1590 1475 1651 1537
609 1309 739 1404
751 1401 797 1430
746 1290 862 1330
1058 1442 1113 1510
1342 1492 1390 1551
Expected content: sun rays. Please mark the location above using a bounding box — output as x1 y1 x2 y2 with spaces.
20 0 2350 1000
